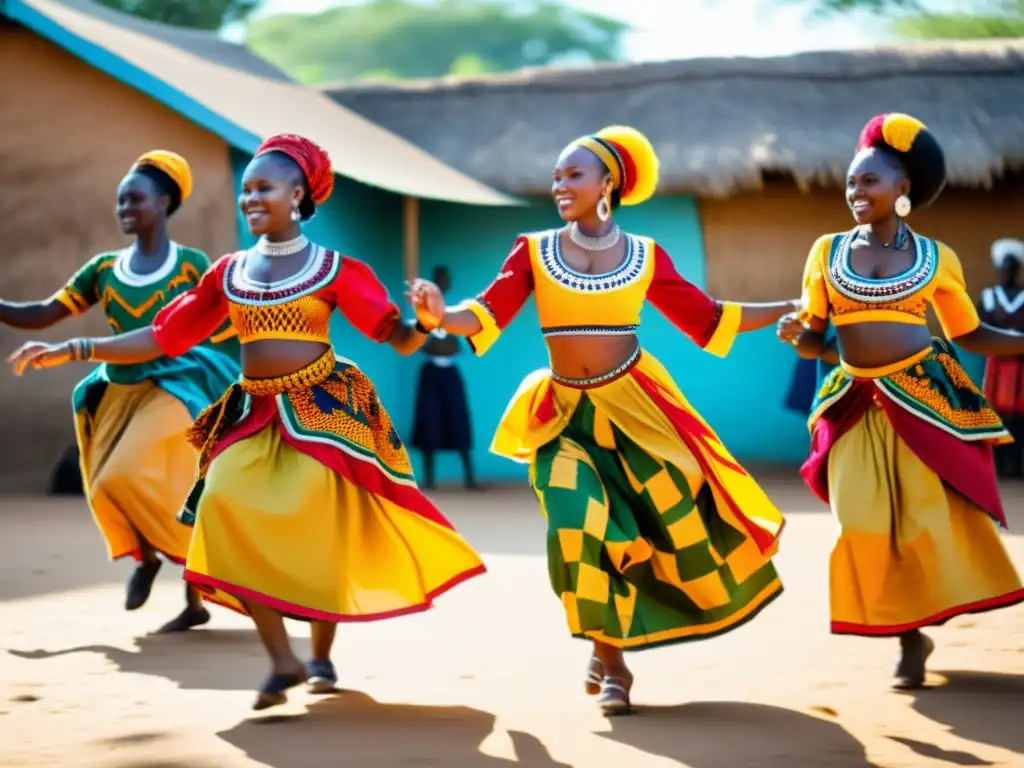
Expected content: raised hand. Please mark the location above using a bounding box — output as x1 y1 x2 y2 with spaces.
7 339 89 376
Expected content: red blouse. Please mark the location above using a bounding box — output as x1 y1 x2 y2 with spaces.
152 249 400 357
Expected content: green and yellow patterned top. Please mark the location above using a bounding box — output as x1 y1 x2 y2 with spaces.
55 242 241 420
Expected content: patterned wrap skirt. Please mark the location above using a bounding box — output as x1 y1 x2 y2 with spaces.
178 349 486 622
494 348 784 650
802 338 1024 636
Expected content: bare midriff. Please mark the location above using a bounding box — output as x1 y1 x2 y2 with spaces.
239 339 331 380
835 322 933 375
546 334 640 381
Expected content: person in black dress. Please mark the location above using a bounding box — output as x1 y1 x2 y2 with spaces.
411 266 478 489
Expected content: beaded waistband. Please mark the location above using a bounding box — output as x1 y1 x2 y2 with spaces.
240 349 336 396
542 324 639 337
550 346 641 389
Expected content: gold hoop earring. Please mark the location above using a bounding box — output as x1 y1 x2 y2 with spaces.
894 194 912 218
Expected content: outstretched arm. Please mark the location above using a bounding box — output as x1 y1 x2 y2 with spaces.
0 253 112 330
8 327 163 375
332 255 432 356
646 244 798 357
933 245 1024 356
410 237 534 355
0 299 71 330
8 255 233 375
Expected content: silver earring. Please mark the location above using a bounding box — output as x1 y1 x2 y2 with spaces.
894 194 912 218
596 197 610 222
290 204 301 222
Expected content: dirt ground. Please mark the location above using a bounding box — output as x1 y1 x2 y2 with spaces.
1 475 1022 768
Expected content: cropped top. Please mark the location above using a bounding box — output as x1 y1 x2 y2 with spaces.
151 245 401 357
798 229 980 339
459 229 742 357
54 242 236 347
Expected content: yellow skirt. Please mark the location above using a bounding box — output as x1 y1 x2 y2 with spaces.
828 403 1024 635
74 381 196 564
492 349 784 649
186 421 485 622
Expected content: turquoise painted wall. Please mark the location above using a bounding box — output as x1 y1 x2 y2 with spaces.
416 195 817 484
230 150 989 486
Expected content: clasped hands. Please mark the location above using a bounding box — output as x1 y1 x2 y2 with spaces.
404 278 446 332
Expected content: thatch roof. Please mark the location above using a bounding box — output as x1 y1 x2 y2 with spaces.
324 39 1024 197
3 0 518 205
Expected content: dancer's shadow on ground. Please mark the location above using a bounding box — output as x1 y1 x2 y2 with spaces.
218 691 570 768
895 670 1024 759
5 627 268 691
600 702 881 768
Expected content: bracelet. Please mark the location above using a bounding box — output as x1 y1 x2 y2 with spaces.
414 319 441 335
69 338 94 362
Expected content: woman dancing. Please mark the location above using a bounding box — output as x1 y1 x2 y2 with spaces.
0 150 240 633
778 113 1024 689
9 134 486 709
409 125 796 714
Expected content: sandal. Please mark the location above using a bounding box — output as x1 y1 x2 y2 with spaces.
894 632 935 690
598 675 634 716
585 656 604 696
253 670 307 711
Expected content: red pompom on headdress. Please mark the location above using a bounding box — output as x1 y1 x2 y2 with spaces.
255 134 334 206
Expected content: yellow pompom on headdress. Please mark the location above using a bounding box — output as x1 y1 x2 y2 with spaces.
571 125 659 206
130 149 193 215
856 113 946 210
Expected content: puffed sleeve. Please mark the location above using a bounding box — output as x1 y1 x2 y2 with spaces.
458 236 535 356
331 255 401 342
646 243 740 357
152 254 233 357
797 235 833 334
932 242 981 339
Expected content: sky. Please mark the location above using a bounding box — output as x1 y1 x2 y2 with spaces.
243 0 917 61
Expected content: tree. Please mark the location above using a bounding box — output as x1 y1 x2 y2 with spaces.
93 0 261 30
245 0 629 84
801 0 1024 39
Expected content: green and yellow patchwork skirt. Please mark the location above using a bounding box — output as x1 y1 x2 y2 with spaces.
496 350 785 650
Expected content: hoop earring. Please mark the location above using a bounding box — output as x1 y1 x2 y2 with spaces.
596 196 610 222
894 194 912 218
290 203 301 222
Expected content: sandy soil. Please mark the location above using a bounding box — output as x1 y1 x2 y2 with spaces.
1 475 1022 767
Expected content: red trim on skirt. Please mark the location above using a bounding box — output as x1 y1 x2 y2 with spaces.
800 380 1007 529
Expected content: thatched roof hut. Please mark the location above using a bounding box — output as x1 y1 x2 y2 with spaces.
324 39 1024 197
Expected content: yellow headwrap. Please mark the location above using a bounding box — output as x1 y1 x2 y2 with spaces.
131 149 193 204
571 125 659 206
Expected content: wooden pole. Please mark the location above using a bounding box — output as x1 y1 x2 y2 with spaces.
402 196 420 283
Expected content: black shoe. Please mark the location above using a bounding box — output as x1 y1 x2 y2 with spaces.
894 632 934 689
125 559 162 611
253 670 306 710
154 606 211 634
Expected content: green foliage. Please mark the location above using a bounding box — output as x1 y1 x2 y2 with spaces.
802 0 1023 38
93 0 261 30
245 0 629 83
